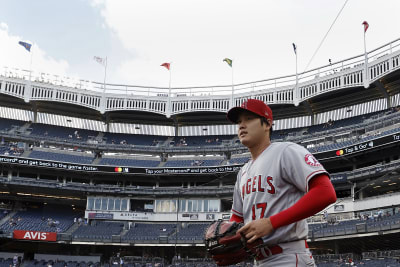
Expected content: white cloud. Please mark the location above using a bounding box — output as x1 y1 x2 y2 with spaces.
0 22 69 78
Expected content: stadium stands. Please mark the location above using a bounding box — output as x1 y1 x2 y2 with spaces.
0 258 13 267
2 254 400 267
309 212 400 239
103 133 167 146
122 223 176 242
0 105 396 159
169 223 208 242
0 143 23 156
72 221 124 241
308 126 400 153
0 210 8 221
23 260 101 267
172 135 233 147
0 118 25 132
29 123 98 142
28 150 94 164
0 205 80 234
99 157 161 167
164 157 224 167
228 154 250 165
0 105 394 167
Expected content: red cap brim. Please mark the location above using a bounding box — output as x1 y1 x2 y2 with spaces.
227 107 254 123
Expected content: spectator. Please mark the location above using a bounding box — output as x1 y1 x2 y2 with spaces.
13 255 18 267
324 210 328 221
378 209 383 221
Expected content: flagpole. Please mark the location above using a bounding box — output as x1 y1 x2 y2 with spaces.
295 49 298 104
25 42 34 104
231 64 234 107
169 66 172 90
223 58 234 107
293 43 299 106
29 44 33 82
103 57 108 93
363 29 368 88
168 66 172 118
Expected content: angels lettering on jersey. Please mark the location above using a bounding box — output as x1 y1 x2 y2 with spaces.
241 174 276 200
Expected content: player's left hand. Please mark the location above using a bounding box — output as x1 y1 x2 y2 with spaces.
237 217 274 243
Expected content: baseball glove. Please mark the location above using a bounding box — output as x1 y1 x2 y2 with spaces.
204 220 263 266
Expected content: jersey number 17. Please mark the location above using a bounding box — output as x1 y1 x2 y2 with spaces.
252 202 267 220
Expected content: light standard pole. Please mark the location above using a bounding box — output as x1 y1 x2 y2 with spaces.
175 196 179 260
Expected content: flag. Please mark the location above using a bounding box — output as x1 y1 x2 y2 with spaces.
292 43 297 55
93 56 106 66
18 41 32 52
161 62 170 70
362 21 369 33
223 58 232 67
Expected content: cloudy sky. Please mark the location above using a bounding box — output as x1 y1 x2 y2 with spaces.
1 0 400 88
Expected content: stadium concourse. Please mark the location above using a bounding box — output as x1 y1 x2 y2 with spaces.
1 39 400 266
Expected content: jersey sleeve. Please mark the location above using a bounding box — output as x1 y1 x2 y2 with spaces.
281 143 329 192
231 169 244 219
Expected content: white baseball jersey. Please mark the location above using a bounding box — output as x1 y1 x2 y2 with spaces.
231 142 329 245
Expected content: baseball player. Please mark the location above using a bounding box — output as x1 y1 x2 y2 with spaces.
227 99 337 266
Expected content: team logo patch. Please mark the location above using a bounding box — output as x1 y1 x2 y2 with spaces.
304 154 321 167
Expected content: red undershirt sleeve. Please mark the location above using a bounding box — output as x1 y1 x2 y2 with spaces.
269 174 337 230
230 213 244 223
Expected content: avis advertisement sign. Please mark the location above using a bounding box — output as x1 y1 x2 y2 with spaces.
13 230 57 242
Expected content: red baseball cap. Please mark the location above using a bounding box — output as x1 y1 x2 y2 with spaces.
227 99 273 124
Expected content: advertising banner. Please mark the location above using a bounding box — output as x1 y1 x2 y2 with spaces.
13 230 57 241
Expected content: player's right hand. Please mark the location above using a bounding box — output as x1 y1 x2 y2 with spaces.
237 217 274 243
